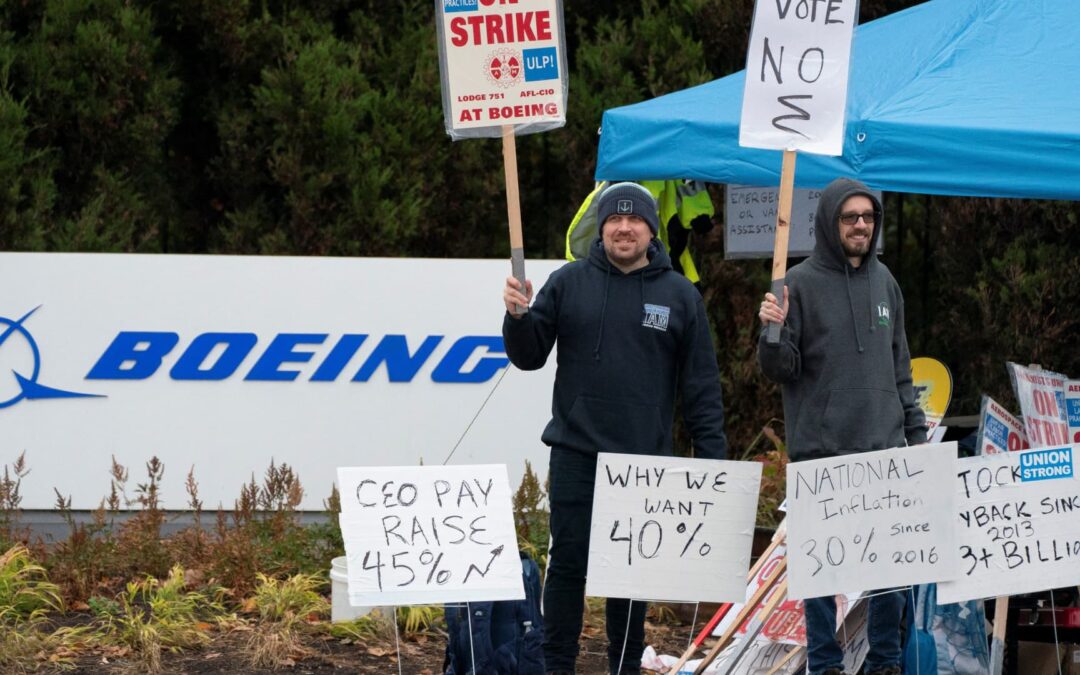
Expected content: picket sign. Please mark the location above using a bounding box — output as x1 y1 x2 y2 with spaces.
587 453 762 603
740 0 858 344
336 465 524 607
785 443 960 600
1066 380 1080 444
976 395 1028 455
434 0 568 312
1008 362 1070 447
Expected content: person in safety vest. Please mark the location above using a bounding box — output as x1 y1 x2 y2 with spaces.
566 180 715 287
502 182 728 675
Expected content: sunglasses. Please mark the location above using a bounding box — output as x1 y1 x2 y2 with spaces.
839 211 878 226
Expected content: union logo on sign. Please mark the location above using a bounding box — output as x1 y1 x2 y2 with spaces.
484 50 522 88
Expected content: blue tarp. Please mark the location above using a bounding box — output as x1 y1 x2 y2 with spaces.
594 0 1080 200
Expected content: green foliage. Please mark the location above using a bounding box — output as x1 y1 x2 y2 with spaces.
250 572 328 625
0 545 64 623
512 460 549 570
95 565 224 673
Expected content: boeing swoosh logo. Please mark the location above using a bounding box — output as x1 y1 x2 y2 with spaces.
0 305 104 409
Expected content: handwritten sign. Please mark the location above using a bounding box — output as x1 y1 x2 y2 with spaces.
976 395 1028 455
337 465 523 606
723 185 883 259
739 0 858 155
1066 380 1080 444
435 0 567 135
585 453 761 603
938 445 1080 604
786 443 959 600
1008 362 1070 446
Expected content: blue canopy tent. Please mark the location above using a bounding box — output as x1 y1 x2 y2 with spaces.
594 0 1080 200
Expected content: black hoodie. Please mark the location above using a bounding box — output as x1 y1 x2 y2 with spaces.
758 178 927 461
503 238 727 459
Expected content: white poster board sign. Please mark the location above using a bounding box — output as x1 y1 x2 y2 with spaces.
435 0 567 136
976 395 1028 455
337 464 524 606
740 0 858 155
1008 362 1070 446
724 185 883 259
786 443 959 600
1066 380 1080 445
586 453 762 603
938 445 1080 604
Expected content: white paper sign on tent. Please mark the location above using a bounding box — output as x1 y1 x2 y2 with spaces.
337 464 523 606
976 395 1028 455
586 453 761 603
1066 380 1080 445
785 443 959 600
739 0 858 156
1008 362 1070 447
938 445 1080 604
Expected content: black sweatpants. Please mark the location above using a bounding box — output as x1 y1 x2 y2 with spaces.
542 447 647 674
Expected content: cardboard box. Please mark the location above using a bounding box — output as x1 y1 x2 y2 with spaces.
1064 643 1080 675
1019 641 1066 675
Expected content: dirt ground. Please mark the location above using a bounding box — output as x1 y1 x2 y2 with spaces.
66 613 699 674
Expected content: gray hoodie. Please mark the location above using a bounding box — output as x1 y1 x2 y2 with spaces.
758 178 927 461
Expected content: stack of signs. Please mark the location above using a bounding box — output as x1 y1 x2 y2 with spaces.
1008 363 1070 447
785 443 959 600
585 453 761 603
435 0 567 138
938 444 1080 604
976 395 1028 455
713 542 861 645
336 465 524 606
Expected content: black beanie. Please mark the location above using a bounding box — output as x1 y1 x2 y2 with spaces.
595 182 660 235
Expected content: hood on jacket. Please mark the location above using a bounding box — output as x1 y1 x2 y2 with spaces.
812 177 884 271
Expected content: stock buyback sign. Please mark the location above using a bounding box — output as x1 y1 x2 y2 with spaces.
0 252 561 509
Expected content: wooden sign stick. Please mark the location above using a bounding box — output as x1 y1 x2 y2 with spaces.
502 124 527 314
989 596 1009 675
720 577 791 673
765 149 797 345
695 574 790 673
764 645 804 675
667 520 788 674
691 557 787 674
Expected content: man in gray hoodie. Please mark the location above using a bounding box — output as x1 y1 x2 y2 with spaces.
757 177 927 675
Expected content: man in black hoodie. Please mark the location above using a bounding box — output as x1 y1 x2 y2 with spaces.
758 178 927 675
503 182 728 675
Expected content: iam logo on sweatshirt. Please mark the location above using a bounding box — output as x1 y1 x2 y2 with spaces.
642 304 670 331
877 302 891 327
